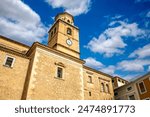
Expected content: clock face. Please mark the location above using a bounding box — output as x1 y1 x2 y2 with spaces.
66 39 72 46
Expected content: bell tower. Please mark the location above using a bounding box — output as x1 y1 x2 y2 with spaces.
48 12 80 58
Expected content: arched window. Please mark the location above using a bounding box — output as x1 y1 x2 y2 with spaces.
51 31 53 37
54 27 56 34
106 84 109 93
67 28 72 35
101 83 105 92
89 92 92 96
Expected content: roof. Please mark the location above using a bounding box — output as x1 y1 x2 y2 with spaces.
83 65 113 78
114 72 150 90
26 42 85 64
113 76 129 82
0 35 30 48
55 12 74 21
133 72 150 82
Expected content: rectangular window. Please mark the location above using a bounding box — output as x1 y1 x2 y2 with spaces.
127 86 132 91
89 92 92 96
138 82 146 93
114 92 118 96
67 28 72 35
4 56 15 68
57 67 63 78
128 95 135 100
88 76 92 83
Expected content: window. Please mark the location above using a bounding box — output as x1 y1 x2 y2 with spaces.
128 95 135 100
89 92 92 96
127 86 132 91
106 84 110 93
122 81 124 83
57 67 63 78
67 28 72 35
114 92 118 96
101 83 105 92
4 56 15 68
118 79 121 82
54 28 56 34
88 76 92 83
112 79 114 83
51 31 53 37
138 82 146 94
55 62 65 79
67 20 70 23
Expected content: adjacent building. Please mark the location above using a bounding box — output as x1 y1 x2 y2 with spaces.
0 12 114 100
136 72 150 100
112 76 128 89
114 72 150 100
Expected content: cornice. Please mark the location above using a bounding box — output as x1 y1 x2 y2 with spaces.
0 35 30 48
113 76 129 82
56 43 80 54
55 12 74 21
48 19 79 33
26 42 85 64
0 44 29 59
83 65 113 78
114 72 150 90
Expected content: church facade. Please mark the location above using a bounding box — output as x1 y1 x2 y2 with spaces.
0 12 114 100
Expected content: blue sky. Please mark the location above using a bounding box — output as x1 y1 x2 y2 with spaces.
0 0 150 80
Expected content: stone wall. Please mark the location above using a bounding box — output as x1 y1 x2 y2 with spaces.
26 47 84 100
83 67 114 100
0 50 29 99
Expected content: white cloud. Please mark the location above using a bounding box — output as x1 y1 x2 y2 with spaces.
100 65 116 75
148 66 150 71
45 0 91 16
139 11 150 28
111 15 123 20
146 11 150 17
129 44 150 58
123 74 141 81
84 58 117 75
0 0 48 45
86 21 145 57
84 57 104 69
117 59 150 72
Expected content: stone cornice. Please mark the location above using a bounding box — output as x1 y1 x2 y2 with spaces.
55 12 74 21
56 43 80 54
0 44 29 59
83 65 113 78
26 42 85 64
113 76 129 83
0 35 30 48
48 19 79 33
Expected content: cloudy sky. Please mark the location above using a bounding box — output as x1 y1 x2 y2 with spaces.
0 0 150 80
